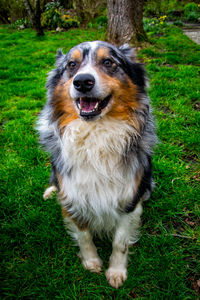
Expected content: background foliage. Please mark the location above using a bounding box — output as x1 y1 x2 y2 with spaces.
41 1 79 29
1 0 199 29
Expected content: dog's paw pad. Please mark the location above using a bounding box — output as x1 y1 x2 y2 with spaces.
82 258 103 273
43 186 57 200
106 268 127 288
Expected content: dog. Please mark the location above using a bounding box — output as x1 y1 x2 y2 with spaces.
37 41 157 288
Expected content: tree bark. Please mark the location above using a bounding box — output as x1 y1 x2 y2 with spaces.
34 0 44 35
107 0 147 45
24 0 44 36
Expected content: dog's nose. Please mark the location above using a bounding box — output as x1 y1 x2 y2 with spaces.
73 74 95 93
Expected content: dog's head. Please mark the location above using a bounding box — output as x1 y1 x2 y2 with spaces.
47 41 147 128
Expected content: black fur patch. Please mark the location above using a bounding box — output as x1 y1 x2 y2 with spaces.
82 47 90 59
120 60 146 93
46 68 65 91
108 47 146 93
49 162 59 189
124 155 152 213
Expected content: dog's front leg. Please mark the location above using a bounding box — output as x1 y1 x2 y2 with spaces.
106 203 143 288
77 229 103 273
63 215 102 273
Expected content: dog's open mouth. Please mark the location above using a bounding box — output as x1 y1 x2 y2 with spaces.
76 94 112 119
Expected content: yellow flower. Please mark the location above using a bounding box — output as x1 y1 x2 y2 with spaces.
159 15 167 20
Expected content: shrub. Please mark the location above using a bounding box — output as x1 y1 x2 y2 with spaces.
143 16 168 35
144 0 185 17
144 0 200 21
184 2 200 22
0 0 27 24
184 2 198 15
74 0 106 25
41 1 79 30
186 11 200 22
173 20 183 26
144 0 161 17
87 15 107 29
95 15 107 27
11 17 31 29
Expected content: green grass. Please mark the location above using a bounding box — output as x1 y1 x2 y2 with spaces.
1 25 200 299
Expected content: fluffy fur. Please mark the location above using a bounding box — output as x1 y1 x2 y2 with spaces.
37 41 157 288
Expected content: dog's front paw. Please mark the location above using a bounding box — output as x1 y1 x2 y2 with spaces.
106 267 127 288
80 256 103 273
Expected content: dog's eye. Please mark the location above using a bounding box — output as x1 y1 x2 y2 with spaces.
68 61 76 69
103 59 113 67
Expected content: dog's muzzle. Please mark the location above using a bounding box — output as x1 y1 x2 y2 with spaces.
73 73 112 120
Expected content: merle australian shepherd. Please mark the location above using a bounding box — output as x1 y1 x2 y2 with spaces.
37 41 157 288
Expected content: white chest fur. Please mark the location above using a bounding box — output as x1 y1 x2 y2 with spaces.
59 117 138 230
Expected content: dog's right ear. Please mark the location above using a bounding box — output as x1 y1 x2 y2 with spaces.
119 44 136 61
55 49 65 66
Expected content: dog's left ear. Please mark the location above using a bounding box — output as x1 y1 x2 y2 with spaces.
119 44 136 61
55 49 65 66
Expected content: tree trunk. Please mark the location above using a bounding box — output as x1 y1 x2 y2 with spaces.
107 0 147 45
34 0 44 36
24 0 44 36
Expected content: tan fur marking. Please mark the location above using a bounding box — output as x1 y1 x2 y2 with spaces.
62 207 88 231
95 70 144 132
96 47 110 60
56 172 64 199
52 79 78 132
135 169 144 194
70 49 82 62
56 171 62 186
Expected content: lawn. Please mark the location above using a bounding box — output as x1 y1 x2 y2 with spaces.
0 24 199 299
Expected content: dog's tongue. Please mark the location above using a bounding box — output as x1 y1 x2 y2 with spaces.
80 98 98 112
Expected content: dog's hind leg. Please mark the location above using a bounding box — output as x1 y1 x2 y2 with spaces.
43 185 57 199
106 202 143 288
63 215 103 273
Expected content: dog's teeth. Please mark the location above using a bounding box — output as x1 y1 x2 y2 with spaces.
95 102 98 109
78 103 81 109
